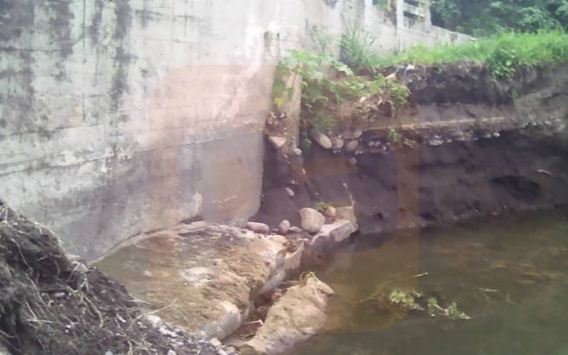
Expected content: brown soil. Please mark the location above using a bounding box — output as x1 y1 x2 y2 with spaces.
253 64 568 237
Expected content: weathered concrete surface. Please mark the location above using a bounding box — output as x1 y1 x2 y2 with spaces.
246 276 335 354
0 0 470 260
95 222 301 340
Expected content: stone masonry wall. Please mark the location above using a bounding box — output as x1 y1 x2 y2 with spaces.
0 0 470 260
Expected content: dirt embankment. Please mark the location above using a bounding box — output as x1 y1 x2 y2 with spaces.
0 200 223 355
254 63 568 238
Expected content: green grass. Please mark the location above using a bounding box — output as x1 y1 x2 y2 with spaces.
376 31 568 78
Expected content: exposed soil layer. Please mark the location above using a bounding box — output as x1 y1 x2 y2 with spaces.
394 62 538 105
256 130 568 234
254 64 568 238
0 201 220 355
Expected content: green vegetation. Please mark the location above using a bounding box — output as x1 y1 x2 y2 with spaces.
300 132 313 151
314 202 330 214
373 0 396 12
359 273 470 321
360 286 471 320
339 25 381 72
427 297 471 320
272 44 410 133
272 26 568 134
379 31 568 78
432 0 568 36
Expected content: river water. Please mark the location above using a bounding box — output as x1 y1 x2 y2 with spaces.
293 211 568 355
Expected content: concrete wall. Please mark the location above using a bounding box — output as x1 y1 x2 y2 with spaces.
0 0 470 260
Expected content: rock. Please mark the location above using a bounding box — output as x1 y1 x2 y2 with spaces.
210 338 222 347
353 130 363 139
159 326 177 337
311 131 333 150
247 277 334 354
285 187 295 198
329 221 358 243
0 344 10 355
268 234 288 245
260 269 287 295
268 136 286 150
336 206 358 227
332 137 344 150
146 314 164 328
278 220 291 234
292 147 303 156
300 208 325 234
310 220 358 252
345 140 359 153
386 72 398 81
283 243 304 273
428 138 444 146
247 222 270 234
348 157 358 166
324 206 337 219
289 226 303 234
167 351 177 355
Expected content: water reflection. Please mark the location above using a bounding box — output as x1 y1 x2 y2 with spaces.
294 211 568 355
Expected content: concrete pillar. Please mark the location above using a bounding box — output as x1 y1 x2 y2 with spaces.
423 0 432 26
396 0 405 29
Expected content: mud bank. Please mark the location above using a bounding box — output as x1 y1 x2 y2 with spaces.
258 130 568 236
254 64 568 237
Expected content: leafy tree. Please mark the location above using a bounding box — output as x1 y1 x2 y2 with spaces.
431 0 568 36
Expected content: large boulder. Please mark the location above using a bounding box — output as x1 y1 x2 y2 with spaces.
311 220 359 253
300 208 325 234
247 276 334 354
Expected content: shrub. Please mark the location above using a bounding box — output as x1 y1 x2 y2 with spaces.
340 24 381 72
273 49 410 133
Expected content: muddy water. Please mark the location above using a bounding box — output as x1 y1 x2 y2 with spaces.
293 211 568 355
